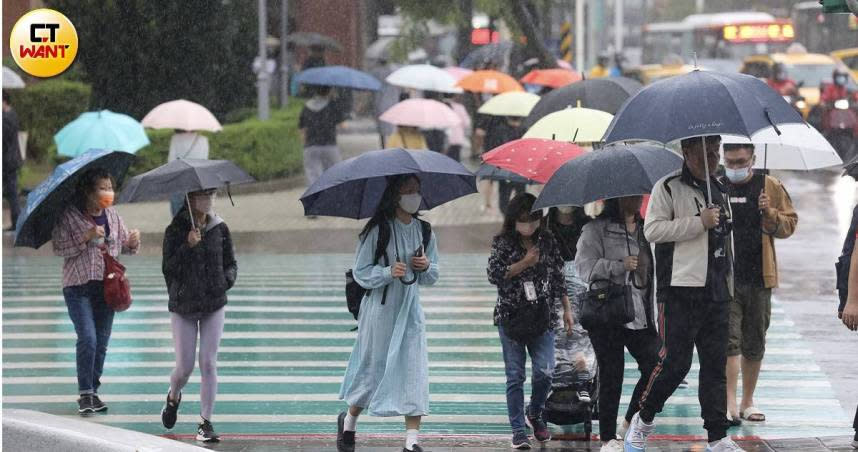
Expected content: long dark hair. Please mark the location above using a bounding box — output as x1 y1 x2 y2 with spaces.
74 167 114 212
547 206 589 231
598 197 642 224
359 174 420 241
498 192 542 241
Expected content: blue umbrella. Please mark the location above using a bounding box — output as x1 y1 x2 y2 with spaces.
54 110 150 157
602 70 803 145
533 144 683 210
294 65 382 91
300 148 477 219
15 149 136 248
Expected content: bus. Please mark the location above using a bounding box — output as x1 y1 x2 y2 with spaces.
642 12 795 65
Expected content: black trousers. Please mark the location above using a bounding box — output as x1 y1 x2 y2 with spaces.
498 181 526 215
589 326 661 441
3 170 20 229
853 403 857 431
639 288 730 442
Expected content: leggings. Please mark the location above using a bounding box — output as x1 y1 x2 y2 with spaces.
169 308 225 420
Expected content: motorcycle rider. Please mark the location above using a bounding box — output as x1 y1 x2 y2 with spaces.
820 68 855 106
767 63 798 96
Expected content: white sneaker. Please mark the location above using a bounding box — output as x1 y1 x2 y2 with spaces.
600 439 624 452
577 390 592 403
705 437 746 452
623 412 655 452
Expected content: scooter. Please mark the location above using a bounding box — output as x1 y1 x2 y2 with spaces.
820 97 858 163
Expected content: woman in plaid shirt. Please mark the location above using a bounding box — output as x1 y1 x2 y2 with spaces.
52 167 140 415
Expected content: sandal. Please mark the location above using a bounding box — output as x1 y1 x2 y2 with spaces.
741 406 766 422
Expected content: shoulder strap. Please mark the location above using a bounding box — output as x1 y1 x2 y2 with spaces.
374 221 391 265
419 219 432 249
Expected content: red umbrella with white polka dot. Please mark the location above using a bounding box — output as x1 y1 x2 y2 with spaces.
481 138 586 184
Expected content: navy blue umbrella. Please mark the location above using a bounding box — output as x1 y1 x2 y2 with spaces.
15 149 136 248
294 65 382 91
533 144 683 210
475 163 537 185
602 70 804 145
300 148 477 219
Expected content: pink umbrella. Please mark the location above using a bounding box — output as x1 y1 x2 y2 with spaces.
444 67 473 82
379 99 461 129
556 59 574 70
142 99 222 132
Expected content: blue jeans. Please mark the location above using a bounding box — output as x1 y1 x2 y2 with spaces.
63 281 115 395
498 325 556 434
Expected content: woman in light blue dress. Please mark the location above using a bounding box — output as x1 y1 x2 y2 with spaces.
337 174 440 452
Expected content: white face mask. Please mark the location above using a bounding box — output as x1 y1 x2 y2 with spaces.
516 220 540 237
192 194 215 214
725 165 752 183
557 206 574 215
399 193 422 214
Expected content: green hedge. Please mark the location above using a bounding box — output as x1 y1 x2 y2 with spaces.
8 80 91 163
127 101 305 182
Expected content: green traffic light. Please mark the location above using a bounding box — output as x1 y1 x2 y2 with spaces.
820 0 853 13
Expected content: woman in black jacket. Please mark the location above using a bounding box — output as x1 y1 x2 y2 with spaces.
159 188 237 443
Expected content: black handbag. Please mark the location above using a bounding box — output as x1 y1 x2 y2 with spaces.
502 297 551 342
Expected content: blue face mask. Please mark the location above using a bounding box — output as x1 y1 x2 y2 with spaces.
725 165 751 183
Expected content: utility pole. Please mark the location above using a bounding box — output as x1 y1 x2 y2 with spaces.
280 0 289 108
696 0 704 13
614 0 623 52
575 0 585 73
257 0 271 120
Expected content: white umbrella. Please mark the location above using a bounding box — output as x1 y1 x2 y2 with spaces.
721 123 842 171
385 64 462 94
3 66 25 89
141 99 222 132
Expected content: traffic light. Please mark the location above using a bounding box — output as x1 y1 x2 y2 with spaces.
820 0 854 14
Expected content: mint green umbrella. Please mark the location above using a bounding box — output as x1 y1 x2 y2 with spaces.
54 110 150 157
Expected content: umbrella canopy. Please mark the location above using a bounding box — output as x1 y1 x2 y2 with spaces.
300 148 477 219
523 77 642 129
520 69 582 88
602 70 804 145
286 32 342 51
54 110 150 158
460 42 514 69
3 66 25 88
379 99 461 129
523 106 614 143
721 123 842 171
294 65 382 91
534 144 683 210
477 92 540 117
457 70 524 94
482 138 586 184
14 149 135 248
141 99 222 132
385 64 462 93
118 159 255 203
444 67 473 81
475 163 537 184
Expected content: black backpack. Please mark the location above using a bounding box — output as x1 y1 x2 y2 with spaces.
836 205 858 313
345 219 432 322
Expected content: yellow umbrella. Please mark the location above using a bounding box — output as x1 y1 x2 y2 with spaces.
523 104 614 143
477 92 540 117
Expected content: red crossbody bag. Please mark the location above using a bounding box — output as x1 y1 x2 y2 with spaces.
87 212 132 312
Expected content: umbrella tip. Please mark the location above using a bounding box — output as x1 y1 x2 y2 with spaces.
692 52 699 70
576 100 581 108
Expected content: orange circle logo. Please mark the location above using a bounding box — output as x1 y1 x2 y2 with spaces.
9 9 78 78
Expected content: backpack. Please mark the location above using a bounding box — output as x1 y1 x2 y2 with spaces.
836 205 858 313
345 219 432 322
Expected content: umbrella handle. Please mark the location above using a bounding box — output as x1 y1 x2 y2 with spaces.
186 194 196 230
701 136 714 207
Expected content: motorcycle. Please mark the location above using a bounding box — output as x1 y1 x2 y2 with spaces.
818 97 858 163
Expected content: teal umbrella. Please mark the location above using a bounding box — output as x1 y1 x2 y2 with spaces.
54 110 150 157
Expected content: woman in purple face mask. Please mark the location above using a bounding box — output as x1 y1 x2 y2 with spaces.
487 193 574 449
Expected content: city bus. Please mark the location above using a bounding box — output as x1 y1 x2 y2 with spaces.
642 12 795 65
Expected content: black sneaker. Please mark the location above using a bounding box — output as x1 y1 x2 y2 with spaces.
511 431 532 449
679 379 689 389
525 407 552 442
77 394 95 415
337 411 356 452
196 419 220 443
851 431 857 448
403 445 424 452
161 390 181 429
90 394 108 412
577 390 592 404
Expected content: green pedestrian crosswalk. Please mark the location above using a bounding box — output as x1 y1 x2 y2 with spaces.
2 254 853 439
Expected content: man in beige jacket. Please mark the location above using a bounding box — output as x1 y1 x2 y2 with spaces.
721 143 797 425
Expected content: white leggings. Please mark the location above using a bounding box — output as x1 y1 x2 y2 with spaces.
169 307 225 420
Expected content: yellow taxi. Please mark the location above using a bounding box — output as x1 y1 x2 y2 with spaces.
625 63 696 85
831 48 858 81
740 52 853 117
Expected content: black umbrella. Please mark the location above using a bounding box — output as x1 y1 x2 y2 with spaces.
460 42 514 69
475 163 538 185
286 32 342 51
117 159 255 203
533 144 683 210
522 77 642 129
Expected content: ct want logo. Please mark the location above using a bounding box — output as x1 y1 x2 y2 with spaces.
9 9 78 78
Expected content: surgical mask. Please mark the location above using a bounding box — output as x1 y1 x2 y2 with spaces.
557 206 575 215
516 220 540 237
725 165 752 183
835 75 847 86
97 191 114 209
399 193 422 214
192 195 215 214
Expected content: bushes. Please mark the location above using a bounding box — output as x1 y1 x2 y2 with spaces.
8 80 91 163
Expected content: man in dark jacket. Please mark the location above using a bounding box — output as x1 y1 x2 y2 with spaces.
160 188 237 443
3 91 23 231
